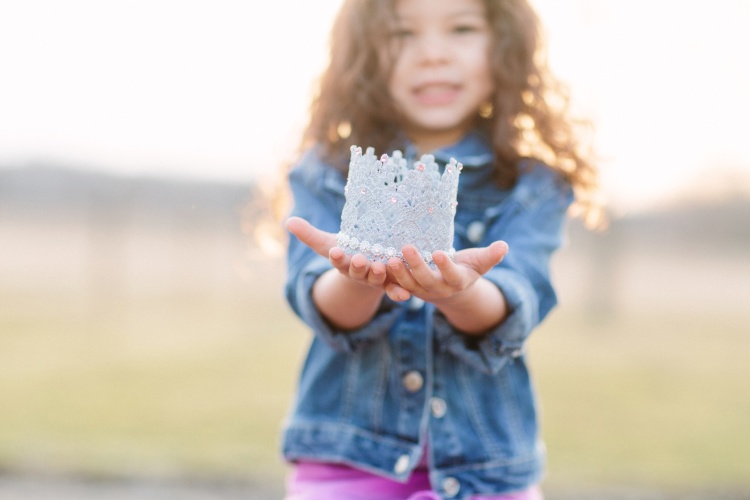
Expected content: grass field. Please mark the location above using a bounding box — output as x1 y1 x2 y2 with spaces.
1 284 749 497
531 310 750 492
0 288 305 484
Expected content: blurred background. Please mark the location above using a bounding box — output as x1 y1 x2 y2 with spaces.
1 0 749 498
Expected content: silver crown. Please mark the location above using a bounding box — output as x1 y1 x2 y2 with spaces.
337 145 462 265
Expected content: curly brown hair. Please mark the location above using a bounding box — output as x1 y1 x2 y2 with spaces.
300 0 602 226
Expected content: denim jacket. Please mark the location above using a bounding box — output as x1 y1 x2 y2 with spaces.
282 131 573 499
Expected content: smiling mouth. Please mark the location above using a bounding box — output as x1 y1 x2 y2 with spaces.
412 83 460 105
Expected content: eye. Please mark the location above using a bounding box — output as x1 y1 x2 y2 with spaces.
452 24 479 34
390 28 414 39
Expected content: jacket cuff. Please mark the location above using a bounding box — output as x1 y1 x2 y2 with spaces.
433 267 540 375
288 257 399 353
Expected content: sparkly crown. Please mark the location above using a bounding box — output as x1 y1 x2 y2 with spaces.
337 145 462 265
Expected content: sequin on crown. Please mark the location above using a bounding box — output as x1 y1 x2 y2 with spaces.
337 145 462 265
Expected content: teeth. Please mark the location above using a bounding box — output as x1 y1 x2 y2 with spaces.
417 84 455 95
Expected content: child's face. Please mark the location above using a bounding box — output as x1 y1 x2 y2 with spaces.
389 0 494 152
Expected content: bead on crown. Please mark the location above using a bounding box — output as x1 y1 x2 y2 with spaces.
337 145 462 265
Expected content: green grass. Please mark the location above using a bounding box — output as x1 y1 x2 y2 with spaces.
530 309 750 490
0 290 308 484
1 289 749 493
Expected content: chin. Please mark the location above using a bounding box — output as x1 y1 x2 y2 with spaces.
419 105 474 122
413 120 469 135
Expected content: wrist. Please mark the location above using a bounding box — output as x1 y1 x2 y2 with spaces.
434 279 507 336
314 268 386 309
433 280 482 314
313 269 386 331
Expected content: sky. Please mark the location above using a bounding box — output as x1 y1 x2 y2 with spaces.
2 0 749 214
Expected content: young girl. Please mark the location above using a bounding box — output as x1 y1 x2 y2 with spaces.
282 0 599 498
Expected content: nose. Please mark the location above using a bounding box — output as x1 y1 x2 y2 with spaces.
414 31 450 65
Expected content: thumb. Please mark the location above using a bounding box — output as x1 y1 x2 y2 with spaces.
286 216 337 258
472 240 509 274
487 240 509 264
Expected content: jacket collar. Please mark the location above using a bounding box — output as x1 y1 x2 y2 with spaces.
401 130 494 169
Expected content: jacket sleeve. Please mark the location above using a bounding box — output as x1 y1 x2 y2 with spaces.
284 152 400 353
433 166 574 375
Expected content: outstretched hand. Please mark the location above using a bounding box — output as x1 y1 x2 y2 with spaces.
386 242 508 304
285 216 389 290
285 216 509 304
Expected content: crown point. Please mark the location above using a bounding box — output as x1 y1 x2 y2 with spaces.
415 162 425 172
380 154 389 162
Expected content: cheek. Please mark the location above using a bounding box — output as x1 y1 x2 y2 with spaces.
388 58 411 99
386 72 399 102
459 39 493 85
471 53 495 97
380 45 405 97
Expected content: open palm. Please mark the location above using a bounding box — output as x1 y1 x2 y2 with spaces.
286 216 508 303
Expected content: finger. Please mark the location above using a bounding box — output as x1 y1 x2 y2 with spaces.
285 216 338 258
349 253 369 281
329 247 353 273
454 241 509 274
432 250 464 287
367 261 388 287
385 281 411 302
329 245 346 261
387 256 419 291
482 241 509 270
401 245 437 288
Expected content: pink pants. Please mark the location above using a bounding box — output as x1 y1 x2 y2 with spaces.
285 461 543 500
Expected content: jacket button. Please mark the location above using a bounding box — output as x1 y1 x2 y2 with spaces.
442 477 461 497
402 370 424 392
466 221 485 243
430 397 447 418
394 454 410 475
